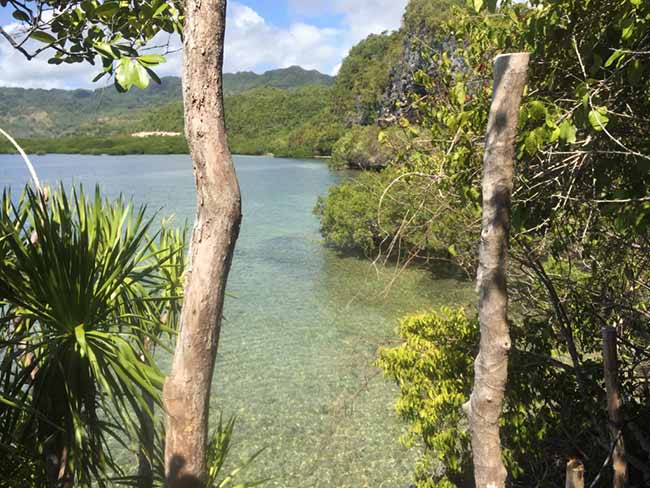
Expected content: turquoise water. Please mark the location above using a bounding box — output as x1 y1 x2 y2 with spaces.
1 154 473 487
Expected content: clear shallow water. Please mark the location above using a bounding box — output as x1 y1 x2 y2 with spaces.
1 154 474 487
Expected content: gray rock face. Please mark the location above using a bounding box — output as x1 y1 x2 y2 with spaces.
381 28 463 120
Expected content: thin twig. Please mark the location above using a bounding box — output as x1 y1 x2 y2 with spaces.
0 128 42 192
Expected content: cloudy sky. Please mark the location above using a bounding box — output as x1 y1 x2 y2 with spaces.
0 0 408 90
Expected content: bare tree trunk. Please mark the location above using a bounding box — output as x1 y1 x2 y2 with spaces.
464 52 529 488
163 1 242 486
566 458 585 488
602 326 627 488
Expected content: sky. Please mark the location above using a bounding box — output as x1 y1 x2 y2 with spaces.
0 0 409 90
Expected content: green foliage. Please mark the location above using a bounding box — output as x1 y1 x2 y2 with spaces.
318 0 650 484
0 135 189 155
0 185 184 486
315 171 385 254
330 126 397 170
378 307 608 487
224 85 343 157
0 67 342 158
377 307 476 487
0 67 334 140
206 415 267 488
137 101 185 134
223 66 334 96
332 32 403 125
0 77 183 139
315 168 477 272
403 0 465 31
1 0 182 90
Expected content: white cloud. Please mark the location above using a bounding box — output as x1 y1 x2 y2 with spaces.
223 3 342 73
289 0 408 43
0 0 407 89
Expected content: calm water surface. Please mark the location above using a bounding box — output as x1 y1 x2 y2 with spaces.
1 154 473 488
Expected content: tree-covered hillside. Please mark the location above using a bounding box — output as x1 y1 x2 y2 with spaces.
134 84 344 157
0 66 334 139
0 77 182 138
0 0 463 161
0 0 459 160
223 65 334 95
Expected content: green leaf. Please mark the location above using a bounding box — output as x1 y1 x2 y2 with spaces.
132 62 151 89
137 54 166 66
115 58 135 90
486 0 498 12
473 0 483 12
80 0 95 14
558 120 577 143
628 59 643 85
144 66 161 85
75 323 87 358
621 18 635 41
604 50 624 68
453 83 466 107
30 31 57 44
527 101 547 121
92 71 108 82
588 107 609 131
94 41 120 60
12 10 30 22
154 2 169 16
115 58 151 90
95 2 119 18
524 129 543 155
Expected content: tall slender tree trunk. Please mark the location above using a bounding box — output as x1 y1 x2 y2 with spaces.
465 52 529 488
163 1 242 486
602 326 627 488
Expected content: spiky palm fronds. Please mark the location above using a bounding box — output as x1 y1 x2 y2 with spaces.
0 185 184 487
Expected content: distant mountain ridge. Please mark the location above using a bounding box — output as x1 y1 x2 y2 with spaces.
0 66 334 138
224 66 334 95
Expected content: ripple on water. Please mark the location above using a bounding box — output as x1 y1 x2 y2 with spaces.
1 154 475 487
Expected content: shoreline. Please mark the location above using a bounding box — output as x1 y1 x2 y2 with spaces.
0 149 337 162
0 137 335 161
0 150 333 159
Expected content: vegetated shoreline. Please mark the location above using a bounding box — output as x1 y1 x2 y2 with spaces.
0 135 335 160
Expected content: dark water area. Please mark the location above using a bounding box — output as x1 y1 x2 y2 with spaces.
1 154 474 487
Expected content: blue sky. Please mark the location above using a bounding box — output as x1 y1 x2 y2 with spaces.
0 0 408 89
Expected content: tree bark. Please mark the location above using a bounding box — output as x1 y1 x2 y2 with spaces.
566 458 585 488
163 1 242 487
602 326 627 488
465 52 529 488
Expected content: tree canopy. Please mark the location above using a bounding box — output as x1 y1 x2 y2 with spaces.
0 0 182 90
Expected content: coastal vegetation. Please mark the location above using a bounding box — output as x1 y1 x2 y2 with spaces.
2 0 650 486
0 185 184 485
318 0 650 486
1 0 254 486
0 135 189 155
0 80 341 157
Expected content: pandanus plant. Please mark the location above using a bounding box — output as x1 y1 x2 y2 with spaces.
0 134 264 488
0 184 185 487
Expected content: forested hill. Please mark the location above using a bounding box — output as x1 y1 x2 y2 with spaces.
0 66 334 139
223 66 334 95
0 0 458 160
